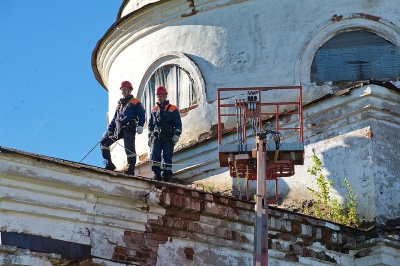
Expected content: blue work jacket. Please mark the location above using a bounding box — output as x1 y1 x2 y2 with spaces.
108 95 145 132
148 100 182 138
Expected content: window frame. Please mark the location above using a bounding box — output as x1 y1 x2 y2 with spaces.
311 30 400 83
137 52 206 123
296 15 400 85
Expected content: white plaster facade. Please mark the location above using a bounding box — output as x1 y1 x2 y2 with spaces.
0 150 399 265
0 150 249 265
93 0 400 224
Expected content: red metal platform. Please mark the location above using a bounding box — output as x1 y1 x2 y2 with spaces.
217 86 304 203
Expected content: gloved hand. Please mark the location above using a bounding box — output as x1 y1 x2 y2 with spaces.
148 136 152 147
137 126 143 134
172 135 179 144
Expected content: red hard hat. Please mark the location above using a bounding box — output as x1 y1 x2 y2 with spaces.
156 86 168 95
120 81 132 89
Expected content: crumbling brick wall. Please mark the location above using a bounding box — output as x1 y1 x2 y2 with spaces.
112 186 254 265
110 185 400 266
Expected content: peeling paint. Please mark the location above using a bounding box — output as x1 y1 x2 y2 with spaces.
331 14 343 22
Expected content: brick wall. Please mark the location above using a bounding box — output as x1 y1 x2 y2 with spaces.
112 186 254 265
111 185 400 265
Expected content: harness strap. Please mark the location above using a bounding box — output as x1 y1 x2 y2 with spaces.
119 96 133 112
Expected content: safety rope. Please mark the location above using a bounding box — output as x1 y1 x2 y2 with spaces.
79 140 101 163
79 135 219 168
110 138 218 167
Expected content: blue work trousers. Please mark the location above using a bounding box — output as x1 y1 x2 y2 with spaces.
150 138 174 177
100 129 136 165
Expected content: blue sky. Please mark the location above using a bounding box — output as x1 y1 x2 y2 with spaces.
0 1 121 167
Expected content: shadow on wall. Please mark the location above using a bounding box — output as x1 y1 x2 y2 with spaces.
275 134 375 220
320 135 373 199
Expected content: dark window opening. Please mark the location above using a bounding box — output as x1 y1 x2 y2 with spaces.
141 65 197 120
311 31 400 82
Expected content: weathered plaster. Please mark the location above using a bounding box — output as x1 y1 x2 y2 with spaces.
93 0 400 225
1 149 400 265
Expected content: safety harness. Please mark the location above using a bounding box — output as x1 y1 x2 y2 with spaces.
154 103 174 139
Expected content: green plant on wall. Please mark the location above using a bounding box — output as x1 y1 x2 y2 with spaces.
305 154 359 227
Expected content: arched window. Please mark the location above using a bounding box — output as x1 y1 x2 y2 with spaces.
141 64 198 119
311 30 400 82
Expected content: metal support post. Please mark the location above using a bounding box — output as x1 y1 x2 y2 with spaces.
254 137 268 266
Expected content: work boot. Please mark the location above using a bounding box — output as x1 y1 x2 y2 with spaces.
163 174 172 182
104 159 116 171
153 174 162 181
124 164 135 175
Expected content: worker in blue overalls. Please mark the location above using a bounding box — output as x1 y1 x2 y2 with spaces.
100 81 145 175
148 86 182 182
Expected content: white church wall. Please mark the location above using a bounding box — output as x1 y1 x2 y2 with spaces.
94 0 400 223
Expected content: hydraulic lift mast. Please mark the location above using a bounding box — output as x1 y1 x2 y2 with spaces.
254 136 268 266
217 86 304 266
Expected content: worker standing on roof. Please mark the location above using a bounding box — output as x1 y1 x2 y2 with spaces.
148 86 182 182
100 81 145 175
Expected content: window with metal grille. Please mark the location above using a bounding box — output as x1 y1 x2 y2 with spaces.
141 64 197 120
311 30 400 82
